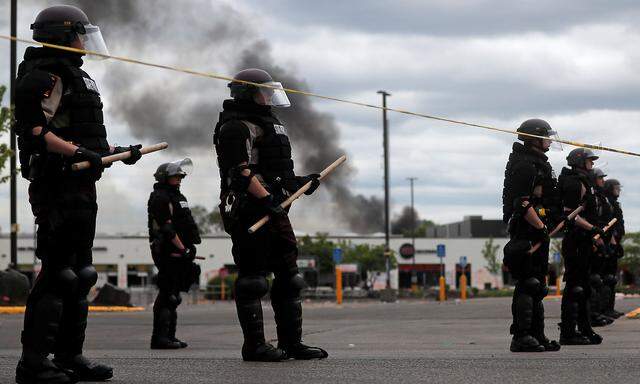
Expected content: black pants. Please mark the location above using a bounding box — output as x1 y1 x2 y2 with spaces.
152 254 185 342
561 230 593 335
230 199 303 348
510 239 549 338
21 178 98 362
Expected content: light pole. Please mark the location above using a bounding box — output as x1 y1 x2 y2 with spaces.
377 90 391 290
407 177 418 291
10 0 18 269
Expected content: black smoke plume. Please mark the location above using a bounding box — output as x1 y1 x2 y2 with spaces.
68 0 384 233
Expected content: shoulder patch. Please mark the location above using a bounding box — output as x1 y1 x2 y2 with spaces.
83 77 100 94
274 124 287 136
179 201 189 209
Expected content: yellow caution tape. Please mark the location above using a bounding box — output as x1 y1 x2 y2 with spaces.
2 34 640 157
0 306 145 314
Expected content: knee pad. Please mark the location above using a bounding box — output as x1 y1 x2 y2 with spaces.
603 274 617 286
235 275 269 300
167 294 182 307
521 277 541 296
570 285 585 300
76 266 98 295
55 268 78 296
589 274 603 288
272 273 307 300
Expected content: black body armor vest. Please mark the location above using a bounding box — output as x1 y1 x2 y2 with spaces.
594 187 613 227
148 184 201 247
214 100 297 192
558 168 598 225
502 143 560 224
16 48 108 180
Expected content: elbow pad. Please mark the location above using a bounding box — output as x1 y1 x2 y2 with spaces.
160 222 177 239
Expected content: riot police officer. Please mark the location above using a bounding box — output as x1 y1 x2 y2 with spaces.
148 159 201 349
558 148 604 345
213 68 328 361
14 5 142 383
602 178 625 319
589 168 615 327
502 119 561 352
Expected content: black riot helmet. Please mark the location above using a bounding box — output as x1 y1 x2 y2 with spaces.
517 119 558 152
566 148 599 169
228 68 291 107
604 179 621 195
31 5 109 56
154 158 193 183
592 168 607 179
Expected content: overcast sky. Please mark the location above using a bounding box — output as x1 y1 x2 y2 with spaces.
1 0 640 235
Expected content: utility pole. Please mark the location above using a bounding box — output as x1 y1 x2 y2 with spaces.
10 0 18 269
407 177 418 291
377 90 392 291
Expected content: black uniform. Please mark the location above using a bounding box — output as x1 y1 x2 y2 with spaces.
589 184 614 324
147 183 201 348
502 142 560 351
558 167 602 343
214 98 327 361
602 189 625 316
15 47 112 381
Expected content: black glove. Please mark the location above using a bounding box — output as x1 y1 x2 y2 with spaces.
179 247 196 261
590 226 605 238
114 144 142 165
296 173 321 195
258 194 286 218
73 147 104 171
532 225 549 243
188 245 197 261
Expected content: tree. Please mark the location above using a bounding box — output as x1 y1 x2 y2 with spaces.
190 205 223 235
621 232 640 283
297 234 396 286
481 238 501 288
0 85 13 184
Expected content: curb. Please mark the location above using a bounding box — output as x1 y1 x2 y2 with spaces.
0 306 145 315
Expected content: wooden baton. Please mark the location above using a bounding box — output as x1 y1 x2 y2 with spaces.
593 218 618 241
71 142 169 171
528 205 584 254
247 155 347 234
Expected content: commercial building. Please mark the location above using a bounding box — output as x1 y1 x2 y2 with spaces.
0 218 517 291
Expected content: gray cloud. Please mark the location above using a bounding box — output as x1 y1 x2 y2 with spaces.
240 0 640 36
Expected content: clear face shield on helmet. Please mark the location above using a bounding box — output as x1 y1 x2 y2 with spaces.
544 129 563 151
166 158 193 178
254 82 291 107
77 24 109 60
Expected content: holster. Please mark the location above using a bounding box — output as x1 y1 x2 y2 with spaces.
219 191 245 234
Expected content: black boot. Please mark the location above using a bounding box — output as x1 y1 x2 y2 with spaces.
236 298 287 362
531 299 560 351
169 308 187 348
52 355 112 382
16 356 74 384
18 293 73 384
151 307 182 349
558 322 590 345
53 297 113 381
510 334 545 352
272 296 328 360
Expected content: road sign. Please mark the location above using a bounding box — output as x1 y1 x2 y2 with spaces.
337 263 358 273
436 244 446 258
399 243 415 260
333 247 343 264
459 256 468 268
